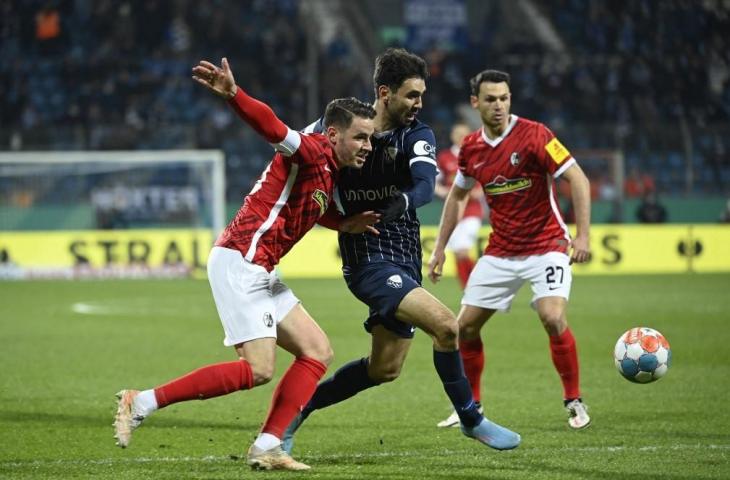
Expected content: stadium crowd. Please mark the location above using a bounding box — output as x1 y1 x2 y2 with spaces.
1 0 728 200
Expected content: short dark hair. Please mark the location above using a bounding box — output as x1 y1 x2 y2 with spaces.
373 48 428 96
470 69 511 96
323 97 376 129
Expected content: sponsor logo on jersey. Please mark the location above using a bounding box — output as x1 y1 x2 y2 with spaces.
263 312 274 328
510 152 521 166
312 189 328 216
545 138 570 164
343 184 399 202
386 274 403 289
484 175 532 195
413 140 436 157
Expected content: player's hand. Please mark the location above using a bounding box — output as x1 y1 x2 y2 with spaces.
340 211 381 235
569 234 591 264
378 191 407 223
192 57 237 99
427 248 446 283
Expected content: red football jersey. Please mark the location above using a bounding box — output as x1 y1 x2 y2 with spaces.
457 115 575 257
437 146 484 219
216 133 337 271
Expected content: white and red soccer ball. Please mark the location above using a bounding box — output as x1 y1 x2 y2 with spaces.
613 327 671 383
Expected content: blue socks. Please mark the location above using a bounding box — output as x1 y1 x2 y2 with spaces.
433 349 482 428
303 357 377 416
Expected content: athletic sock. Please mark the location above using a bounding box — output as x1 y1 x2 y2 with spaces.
134 389 159 416
433 350 481 428
549 327 581 400
260 356 327 438
459 337 484 403
153 359 253 408
455 257 475 289
253 432 280 451
303 357 377 416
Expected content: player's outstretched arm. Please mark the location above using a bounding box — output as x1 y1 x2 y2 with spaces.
428 184 470 283
562 163 592 264
318 207 381 235
192 57 289 144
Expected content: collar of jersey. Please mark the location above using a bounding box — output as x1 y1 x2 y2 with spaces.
480 114 519 147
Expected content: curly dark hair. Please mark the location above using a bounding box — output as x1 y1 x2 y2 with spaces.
372 48 428 96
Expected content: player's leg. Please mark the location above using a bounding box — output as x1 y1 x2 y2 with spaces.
437 304 495 427
529 252 589 429
246 303 332 471
434 254 522 435
397 288 520 450
113 247 274 448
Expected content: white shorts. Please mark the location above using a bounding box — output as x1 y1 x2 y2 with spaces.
446 216 482 252
207 246 300 346
462 252 572 312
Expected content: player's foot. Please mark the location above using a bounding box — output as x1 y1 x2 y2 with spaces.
437 403 484 428
113 389 146 448
247 444 310 471
281 411 307 455
565 398 591 429
460 417 521 450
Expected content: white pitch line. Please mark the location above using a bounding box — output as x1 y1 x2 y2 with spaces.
2 444 729 469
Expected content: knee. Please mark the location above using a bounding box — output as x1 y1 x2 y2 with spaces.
310 344 334 368
539 310 567 336
367 361 402 384
432 313 458 349
247 360 276 386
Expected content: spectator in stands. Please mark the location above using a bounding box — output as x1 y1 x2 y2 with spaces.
636 191 668 223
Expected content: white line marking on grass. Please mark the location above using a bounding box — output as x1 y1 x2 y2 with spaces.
3 444 729 469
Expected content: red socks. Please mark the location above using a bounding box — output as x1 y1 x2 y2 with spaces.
456 257 475 289
154 359 254 408
261 357 327 438
459 338 484 403
549 328 581 400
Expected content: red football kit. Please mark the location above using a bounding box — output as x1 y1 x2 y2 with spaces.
437 145 484 219
215 89 338 271
457 115 576 257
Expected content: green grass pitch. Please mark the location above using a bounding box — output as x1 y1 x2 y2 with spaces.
1 274 729 479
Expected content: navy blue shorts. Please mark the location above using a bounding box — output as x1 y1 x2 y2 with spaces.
343 262 422 339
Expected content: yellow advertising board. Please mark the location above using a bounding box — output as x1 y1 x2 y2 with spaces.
0 229 212 274
1 225 729 279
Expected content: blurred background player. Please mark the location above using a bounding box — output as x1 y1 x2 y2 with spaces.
114 57 378 471
434 122 486 292
428 69 593 430
283 48 521 454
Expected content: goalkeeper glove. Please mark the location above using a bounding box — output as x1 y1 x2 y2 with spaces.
378 191 408 223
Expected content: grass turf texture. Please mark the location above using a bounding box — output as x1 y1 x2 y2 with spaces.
1 274 729 479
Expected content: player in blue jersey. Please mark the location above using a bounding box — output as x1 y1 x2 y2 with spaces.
284 48 520 454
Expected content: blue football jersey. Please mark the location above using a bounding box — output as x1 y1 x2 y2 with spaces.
305 118 438 271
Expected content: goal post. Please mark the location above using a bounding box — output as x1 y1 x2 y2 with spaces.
0 150 225 278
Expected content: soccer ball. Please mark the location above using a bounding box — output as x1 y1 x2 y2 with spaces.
613 327 671 383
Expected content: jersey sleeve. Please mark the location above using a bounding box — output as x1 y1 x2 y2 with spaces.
403 126 438 208
228 87 301 156
534 123 576 178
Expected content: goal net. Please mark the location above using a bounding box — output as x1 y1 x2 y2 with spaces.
0 150 225 279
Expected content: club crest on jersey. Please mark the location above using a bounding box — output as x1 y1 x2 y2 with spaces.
509 152 521 166
263 312 274 328
386 274 403 289
312 189 328 217
386 146 398 162
484 175 532 196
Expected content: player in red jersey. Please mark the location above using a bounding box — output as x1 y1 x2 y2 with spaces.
434 122 486 291
428 69 593 429
113 57 377 471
